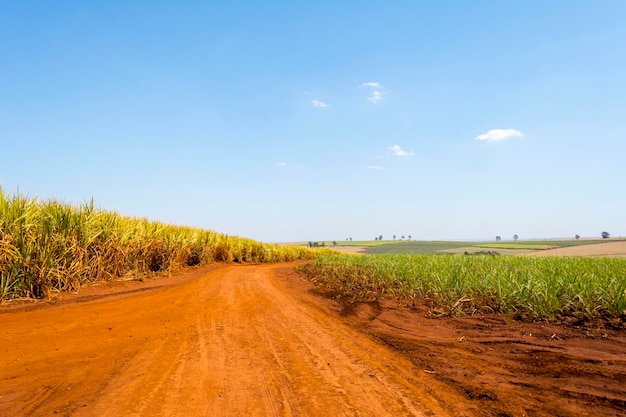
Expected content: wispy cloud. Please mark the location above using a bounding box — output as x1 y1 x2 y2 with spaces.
361 81 385 104
277 162 287 167
368 165 385 170
389 145 413 157
311 99 329 108
475 129 524 142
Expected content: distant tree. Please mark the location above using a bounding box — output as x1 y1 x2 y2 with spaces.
401 235 405 240
349 237 352 241
379 235 383 241
308 241 313 248
575 234 580 240
332 241 337 246
496 236 501 242
408 235 412 240
393 235 396 240
513 234 518 241
601 231 610 239
321 241 326 247
346 238 349 241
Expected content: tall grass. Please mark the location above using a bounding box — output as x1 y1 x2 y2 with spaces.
297 254 626 319
0 188 320 300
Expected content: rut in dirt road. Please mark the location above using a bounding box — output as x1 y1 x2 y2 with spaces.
1 264 471 417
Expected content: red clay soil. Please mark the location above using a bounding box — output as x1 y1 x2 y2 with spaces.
1 264 624 417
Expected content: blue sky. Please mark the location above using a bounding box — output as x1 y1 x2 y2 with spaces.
2 1 625 242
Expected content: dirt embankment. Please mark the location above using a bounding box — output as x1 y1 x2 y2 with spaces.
1 264 624 416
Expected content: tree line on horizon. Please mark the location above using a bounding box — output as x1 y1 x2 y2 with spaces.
306 234 414 248
494 232 611 241
308 231 614 248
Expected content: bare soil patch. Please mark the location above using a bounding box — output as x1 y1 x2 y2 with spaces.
523 241 626 258
1 264 624 416
340 299 626 417
330 245 368 254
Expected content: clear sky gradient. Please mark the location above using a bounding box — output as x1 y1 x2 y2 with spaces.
2 1 625 242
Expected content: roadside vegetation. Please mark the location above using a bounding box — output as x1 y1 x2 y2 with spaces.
0 189 323 300
297 254 626 320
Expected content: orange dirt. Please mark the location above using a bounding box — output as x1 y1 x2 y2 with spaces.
1 264 624 417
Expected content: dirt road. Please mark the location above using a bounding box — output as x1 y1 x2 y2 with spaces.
2 264 470 417
1 264 624 416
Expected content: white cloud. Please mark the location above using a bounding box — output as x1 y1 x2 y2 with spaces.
311 100 329 108
368 90 384 103
475 129 524 142
389 145 413 157
360 82 385 103
361 82 382 88
368 165 385 170
277 162 287 167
